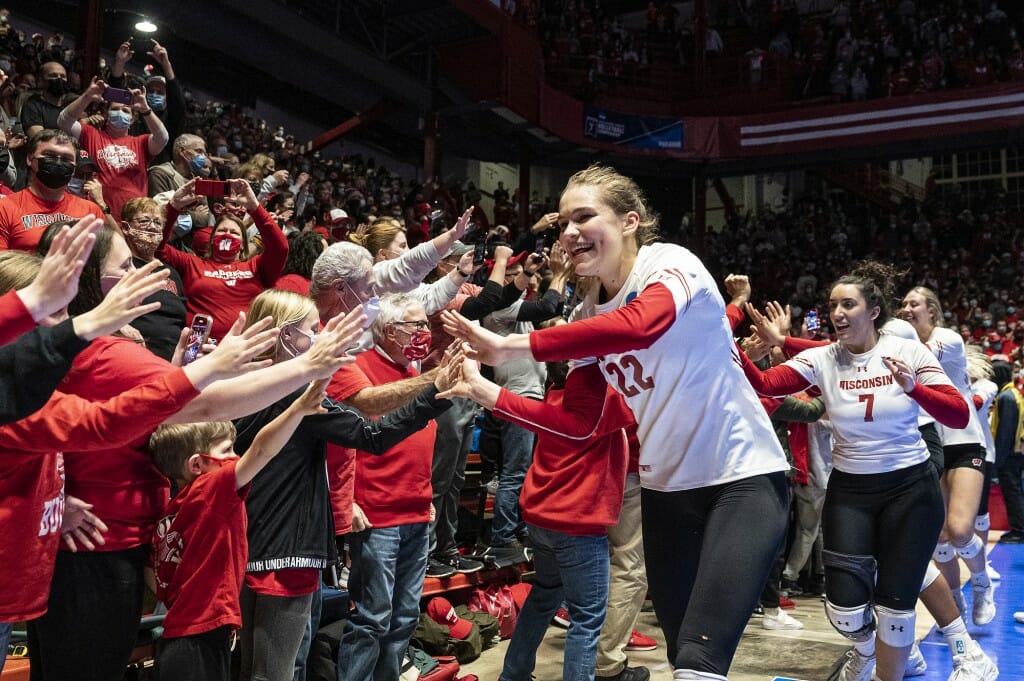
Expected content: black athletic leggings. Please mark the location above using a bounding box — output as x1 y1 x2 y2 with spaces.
642 471 789 677
822 461 944 610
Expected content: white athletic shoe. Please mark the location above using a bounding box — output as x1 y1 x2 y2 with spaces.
904 640 927 677
762 609 803 630
985 560 1000 581
948 640 998 681
971 581 996 626
1014 611 1024 624
952 589 968 621
837 649 875 681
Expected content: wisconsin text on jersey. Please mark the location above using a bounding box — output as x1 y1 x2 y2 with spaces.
838 375 895 390
20 212 76 231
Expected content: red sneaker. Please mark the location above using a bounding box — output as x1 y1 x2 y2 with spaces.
625 629 658 651
552 607 570 628
779 595 796 610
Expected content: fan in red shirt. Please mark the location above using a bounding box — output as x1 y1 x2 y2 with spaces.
0 131 104 252
440 348 635 681
147 381 327 681
336 293 446 681
158 178 289 342
0 257 283 678
56 77 169 221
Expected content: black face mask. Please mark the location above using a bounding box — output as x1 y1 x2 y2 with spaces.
35 156 75 189
45 78 68 97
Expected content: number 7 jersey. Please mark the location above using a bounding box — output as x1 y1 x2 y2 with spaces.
567 243 788 492
783 333 953 474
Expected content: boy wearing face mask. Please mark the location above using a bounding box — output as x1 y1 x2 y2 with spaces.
0 130 104 251
147 382 326 681
57 76 170 222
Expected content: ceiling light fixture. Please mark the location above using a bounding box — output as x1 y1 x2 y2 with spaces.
134 18 157 33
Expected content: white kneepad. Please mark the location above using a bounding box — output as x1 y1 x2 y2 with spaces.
825 600 874 642
875 605 916 648
932 541 956 563
975 513 990 532
920 561 941 592
955 534 984 560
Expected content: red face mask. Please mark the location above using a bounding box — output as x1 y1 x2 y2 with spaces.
211 233 242 262
199 452 239 470
402 329 432 362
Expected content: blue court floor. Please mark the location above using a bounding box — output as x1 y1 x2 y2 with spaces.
918 542 1024 680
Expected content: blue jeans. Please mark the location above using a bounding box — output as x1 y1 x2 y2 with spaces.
337 523 428 681
0 622 12 676
429 397 477 557
293 583 323 681
501 524 609 681
491 421 535 546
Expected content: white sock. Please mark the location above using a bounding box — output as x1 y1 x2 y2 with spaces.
971 571 991 588
939 616 972 657
854 637 876 658
672 670 727 681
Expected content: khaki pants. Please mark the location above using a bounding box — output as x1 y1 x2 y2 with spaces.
596 473 647 676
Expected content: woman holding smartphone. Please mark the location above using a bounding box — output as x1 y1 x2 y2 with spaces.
158 177 289 342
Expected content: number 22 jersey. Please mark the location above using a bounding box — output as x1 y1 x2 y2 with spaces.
532 242 789 492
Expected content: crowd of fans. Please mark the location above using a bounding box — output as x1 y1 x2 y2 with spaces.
701 177 1024 367
508 0 1024 104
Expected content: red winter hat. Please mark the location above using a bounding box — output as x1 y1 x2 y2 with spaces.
426 597 473 639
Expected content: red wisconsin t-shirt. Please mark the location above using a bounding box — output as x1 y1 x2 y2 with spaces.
58 337 177 551
353 350 436 528
0 369 199 622
151 463 249 638
158 206 288 341
78 125 151 222
0 187 104 251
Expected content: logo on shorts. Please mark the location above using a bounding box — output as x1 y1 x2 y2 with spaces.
972 458 983 467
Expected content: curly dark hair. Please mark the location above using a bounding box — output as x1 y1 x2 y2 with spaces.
282 231 326 280
830 260 906 330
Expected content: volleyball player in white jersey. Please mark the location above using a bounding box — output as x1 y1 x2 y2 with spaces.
899 287 996 625
740 262 970 681
966 346 999 578
442 164 791 681
750 311 997 680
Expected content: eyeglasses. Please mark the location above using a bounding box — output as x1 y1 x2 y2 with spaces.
392 320 430 331
131 217 165 228
337 277 373 306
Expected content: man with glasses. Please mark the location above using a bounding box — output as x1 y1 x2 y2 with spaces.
0 129 103 251
336 292 448 681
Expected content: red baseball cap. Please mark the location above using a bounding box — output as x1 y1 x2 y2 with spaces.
426 597 473 639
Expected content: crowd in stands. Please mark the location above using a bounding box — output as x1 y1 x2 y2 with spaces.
509 0 1024 104
701 177 1024 366
1 6 1023 681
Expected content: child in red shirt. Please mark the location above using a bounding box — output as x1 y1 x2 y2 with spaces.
147 380 328 681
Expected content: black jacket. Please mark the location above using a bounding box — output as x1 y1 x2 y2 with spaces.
234 384 451 572
0 318 89 425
